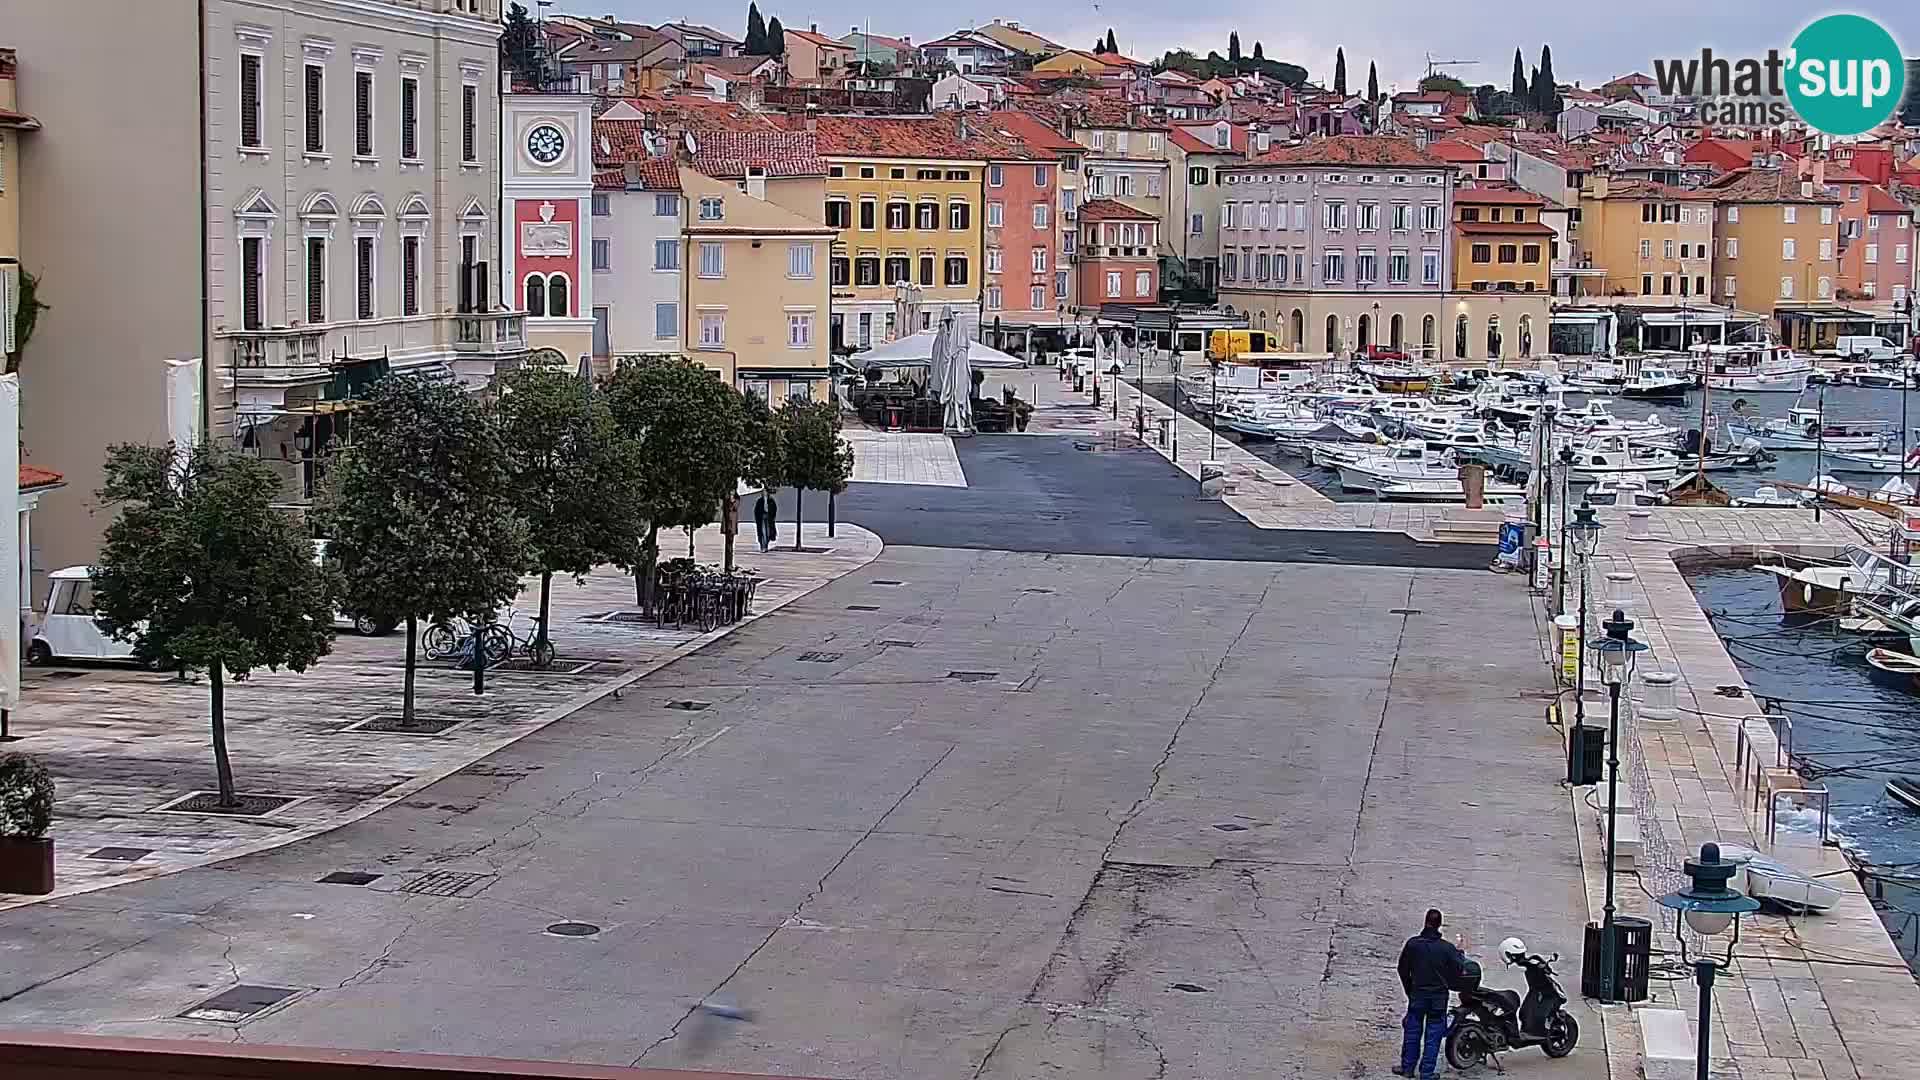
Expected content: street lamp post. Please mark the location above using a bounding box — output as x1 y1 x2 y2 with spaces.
1567 500 1603 785
1590 608 1648 1003
1108 361 1124 421
1658 843 1761 1080
1555 440 1573 615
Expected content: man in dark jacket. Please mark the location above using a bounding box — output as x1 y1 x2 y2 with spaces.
1395 908 1466 1078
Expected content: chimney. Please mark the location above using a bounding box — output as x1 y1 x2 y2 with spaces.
805 102 818 133
901 35 911 46
746 166 767 200
957 112 970 141
623 160 642 185
809 23 817 33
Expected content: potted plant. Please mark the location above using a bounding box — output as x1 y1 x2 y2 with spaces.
0 752 55 894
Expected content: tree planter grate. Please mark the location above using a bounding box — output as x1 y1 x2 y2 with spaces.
345 715 464 736
878 640 917 649
318 871 382 886
665 700 711 711
1170 983 1211 994
151 792 299 817
179 985 303 1023
86 846 152 862
1212 823 1249 832
398 870 495 897
1023 588 1053 594
491 658 599 675
947 671 999 683
795 651 842 663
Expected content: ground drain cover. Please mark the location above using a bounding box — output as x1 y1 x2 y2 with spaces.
398 870 495 898
45 671 87 681
1212 823 1249 832
1023 587 1053 594
86 846 152 862
796 651 842 663
846 604 880 611
179 985 302 1023
871 580 905 586
878 640 917 648
947 671 999 683
1170 983 1211 994
545 921 602 938
347 715 462 736
666 700 711 711
318 871 382 886
1304 548 1333 558
1389 608 1423 615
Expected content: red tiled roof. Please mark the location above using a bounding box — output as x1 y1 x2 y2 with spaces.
797 114 1003 160
1455 187 1548 205
1425 139 1486 163
1076 198 1156 221
593 94 779 132
1012 95 1168 131
1705 167 1843 204
0 106 39 129
985 110 1079 156
19 465 64 491
1393 91 1451 104
1821 164 1874 184
1456 220 1558 236
1865 186 1911 215
690 130 826 178
1605 72 1656 87
1093 52 1145 67
784 28 850 49
1592 176 1715 200
1243 135 1447 169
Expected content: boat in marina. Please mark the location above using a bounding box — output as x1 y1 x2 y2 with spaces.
1219 398 1332 441
1618 363 1694 402
1888 776 1920 812
1866 648 1920 691
1563 358 1627 395
1822 445 1920 475
1563 434 1683 481
1356 354 1439 393
1716 845 1844 914
1731 484 1805 508
1760 548 1892 617
1583 473 1662 507
1726 404 1891 453
1690 341 1815 393
1375 476 1526 503
1334 443 1462 493
1851 367 1912 389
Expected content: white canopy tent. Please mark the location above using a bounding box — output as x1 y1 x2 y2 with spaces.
852 330 1028 370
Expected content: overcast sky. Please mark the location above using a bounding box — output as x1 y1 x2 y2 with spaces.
565 2 1917 94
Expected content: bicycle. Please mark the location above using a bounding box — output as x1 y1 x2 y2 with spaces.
495 608 556 669
422 616 511 665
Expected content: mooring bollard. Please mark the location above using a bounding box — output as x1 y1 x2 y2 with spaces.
1627 509 1652 541
1638 671 1678 721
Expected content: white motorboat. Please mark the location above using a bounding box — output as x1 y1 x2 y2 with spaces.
1375 477 1526 503
1564 359 1627 395
1824 445 1920 475
1335 442 1460 493
1847 366 1911 389
1583 473 1662 507
1690 341 1815 393
1732 484 1806 508
1726 404 1891 453
1562 434 1682 481
1307 382 1393 411
1221 398 1331 441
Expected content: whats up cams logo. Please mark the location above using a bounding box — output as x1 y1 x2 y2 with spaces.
1652 13 1908 136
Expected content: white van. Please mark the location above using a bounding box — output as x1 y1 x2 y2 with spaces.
1835 335 1902 361
26 567 139 665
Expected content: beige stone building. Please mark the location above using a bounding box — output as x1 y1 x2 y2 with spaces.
1573 172 1715 303
2 0 516 586
1704 166 1844 348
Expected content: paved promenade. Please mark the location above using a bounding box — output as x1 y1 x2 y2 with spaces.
1 523 881 911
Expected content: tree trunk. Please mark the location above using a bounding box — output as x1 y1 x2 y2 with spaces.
793 488 804 550
538 570 553 655
688 526 695 557
403 614 418 725
722 495 738 571
210 662 236 808
828 489 837 537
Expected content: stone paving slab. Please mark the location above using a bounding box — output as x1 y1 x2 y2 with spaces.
842 429 967 488
0 523 881 911
1535 508 1920 1080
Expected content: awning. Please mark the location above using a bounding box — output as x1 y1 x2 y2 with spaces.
1774 305 1878 324
851 330 1027 369
1637 306 1762 327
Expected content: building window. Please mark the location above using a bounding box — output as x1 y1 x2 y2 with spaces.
950 202 971 230
985 247 1003 274
592 237 611 272
1421 251 1439 284
1322 251 1345 283
1222 203 1235 230
1358 203 1378 231
356 236 376 319
829 164 845 178
888 201 910 229
547 275 567 317
919 255 935 286
1189 166 1208 186
354 70 374 157
1897 243 1910 264
1323 202 1346 230
825 199 850 228
1661 274 1673 295
401 235 420 315
831 257 850 286
1723 276 1736 296
400 76 419 160
944 256 968 286
1356 250 1377 283
592 193 611 216
1421 204 1441 231
525 273 546 316
1471 244 1492 264
1819 238 1833 260
1726 238 1739 258
788 311 813 348
1031 247 1047 273
1818 275 1832 299
1461 208 1481 222
304 64 325 154
1640 239 1652 260
945 169 970 181
1522 244 1541 264
462 84 478 162
1780 275 1794 298
1695 275 1706 295
1663 239 1675 259
655 239 679 270
239 52 264 149
1497 244 1517 264
699 242 724 278
884 254 910 284
1035 165 1049 187
914 201 937 229
1223 251 1238 280
1034 203 1049 228
304 237 326 323
861 166 877 179
855 255 881 286
655 302 677 339
1055 269 1068 297
985 286 1002 311
699 197 724 221
241 236 264 329
699 312 725 348
988 164 1003 187
1136 270 1151 297
1820 206 1834 225
1782 238 1796 259
986 201 1003 228
654 193 677 217
1783 206 1797 224
789 243 815 279
1254 252 1270 281
1641 274 1653 295
1393 204 1411 231
1388 251 1408 283
1106 271 1122 295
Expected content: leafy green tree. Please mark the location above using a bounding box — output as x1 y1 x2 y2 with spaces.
92 444 335 808
5 271 47 375
766 16 786 58
1333 48 1347 96
737 393 784 563
744 3 767 54
1367 62 1380 129
775 399 853 552
1512 49 1528 99
604 358 747 605
1104 29 1118 55
1419 73 1469 94
496 367 644 664
316 377 527 725
500 3 546 88
1228 33 1241 64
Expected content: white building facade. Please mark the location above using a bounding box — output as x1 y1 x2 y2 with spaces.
500 92 599 366
591 163 684 359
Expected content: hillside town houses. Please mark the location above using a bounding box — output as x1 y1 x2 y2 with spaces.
2 2 1920 598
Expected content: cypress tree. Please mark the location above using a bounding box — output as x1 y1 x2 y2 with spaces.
1333 48 1347 96
1536 45 1560 115
766 16 785 58
1253 41 1264 62
1105 29 1118 55
744 3 766 55
1367 62 1380 130
1228 33 1241 63
1511 49 1527 99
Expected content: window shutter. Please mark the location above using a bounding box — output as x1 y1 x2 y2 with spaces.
0 271 15 355
403 237 420 315
355 71 373 156
462 85 477 161
357 237 374 318
401 79 417 159
305 65 324 152
240 54 261 147
306 238 326 322
242 238 263 330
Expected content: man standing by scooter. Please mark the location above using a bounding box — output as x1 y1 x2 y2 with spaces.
1395 908 1466 1079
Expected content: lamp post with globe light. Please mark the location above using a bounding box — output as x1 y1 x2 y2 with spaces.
1590 608 1648 1002
1658 843 1761 1080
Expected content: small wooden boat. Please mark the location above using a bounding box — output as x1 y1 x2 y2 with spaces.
1865 647 1920 690
1889 776 1920 812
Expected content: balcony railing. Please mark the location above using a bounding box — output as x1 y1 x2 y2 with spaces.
224 326 328 378
454 311 528 355
220 311 528 384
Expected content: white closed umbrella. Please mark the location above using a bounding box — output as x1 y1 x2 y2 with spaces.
940 314 973 436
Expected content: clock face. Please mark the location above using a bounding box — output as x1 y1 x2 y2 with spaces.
526 124 566 165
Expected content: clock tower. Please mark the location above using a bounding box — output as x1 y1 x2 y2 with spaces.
501 92 596 367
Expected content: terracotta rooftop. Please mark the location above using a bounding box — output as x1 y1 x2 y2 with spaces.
1076 198 1156 221
1240 135 1447 169
20 465 64 491
1864 186 1911 215
1425 138 1488 163
690 130 826 178
1454 186 1548 205
984 110 1080 156
784 28 850 49
1705 167 1843 204
1393 91 1451 104
592 156 681 191
1456 219 1558 236
0 106 39 129
796 114 1005 160
1167 125 1246 155
1591 176 1715 200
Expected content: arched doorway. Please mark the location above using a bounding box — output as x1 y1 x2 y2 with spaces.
1422 315 1436 356
1291 309 1306 349
1486 314 1502 361
1389 313 1405 351
1356 313 1372 352
1518 315 1534 358
1325 314 1341 353
1454 314 1469 360
1258 310 1269 330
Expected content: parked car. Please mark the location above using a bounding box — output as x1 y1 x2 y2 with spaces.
1835 335 1902 362
312 540 394 636
26 566 140 666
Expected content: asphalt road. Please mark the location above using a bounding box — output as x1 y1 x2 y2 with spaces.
0 547 1598 1080
764 434 1497 570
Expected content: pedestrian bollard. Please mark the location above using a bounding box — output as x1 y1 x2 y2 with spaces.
1626 509 1652 541
1638 671 1679 722
1604 571 1637 620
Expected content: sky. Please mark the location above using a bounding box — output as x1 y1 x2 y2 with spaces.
561 2 1919 96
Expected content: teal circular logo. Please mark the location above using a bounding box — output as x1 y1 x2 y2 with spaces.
1786 14 1906 136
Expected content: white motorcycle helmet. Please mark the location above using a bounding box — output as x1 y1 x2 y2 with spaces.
1500 937 1528 965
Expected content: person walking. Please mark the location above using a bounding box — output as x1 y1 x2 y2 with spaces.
1395 908 1466 1079
753 492 777 553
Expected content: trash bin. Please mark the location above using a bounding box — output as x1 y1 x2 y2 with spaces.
1580 916 1652 1002
1458 463 1486 509
1156 416 1172 446
1199 461 1229 499
1568 722 1604 786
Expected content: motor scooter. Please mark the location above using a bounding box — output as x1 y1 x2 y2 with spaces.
1444 937 1579 1070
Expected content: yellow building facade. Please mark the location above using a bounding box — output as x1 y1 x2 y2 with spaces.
1705 168 1843 332
679 167 836 402
1574 173 1714 302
